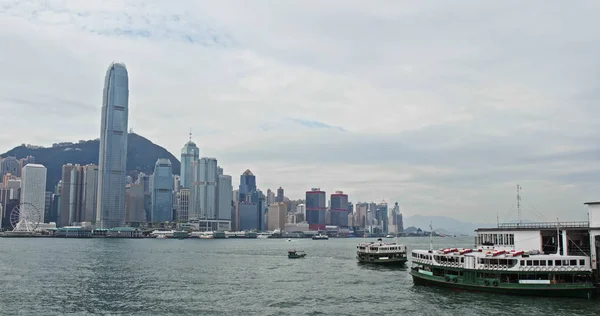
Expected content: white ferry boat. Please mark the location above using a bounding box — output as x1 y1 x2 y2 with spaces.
357 238 408 265
409 198 600 299
312 234 329 240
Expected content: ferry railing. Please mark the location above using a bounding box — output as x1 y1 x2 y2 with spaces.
495 221 589 229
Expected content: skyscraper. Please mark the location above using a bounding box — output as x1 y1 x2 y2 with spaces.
190 158 218 219
151 159 174 223
180 137 199 189
96 62 129 229
238 170 256 202
20 164 47 223
217 173 232 220
82 164 98 223
306 188 326 230
330 191 349 227
276 187 284 203
0 156 19 179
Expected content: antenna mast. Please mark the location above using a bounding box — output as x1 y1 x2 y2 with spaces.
517 184 522 224
429 221 433 251
189 128 192 142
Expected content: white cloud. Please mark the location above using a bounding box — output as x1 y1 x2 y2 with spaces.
1 0 600 223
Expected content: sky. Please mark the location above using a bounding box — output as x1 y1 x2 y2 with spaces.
1 0 599 223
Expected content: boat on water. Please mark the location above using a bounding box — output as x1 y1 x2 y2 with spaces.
156 234 167 239
312 234 329 240
288 249 307 259
385 234 394 238
410 246 595 299
287 239 292 242
357 238 408 265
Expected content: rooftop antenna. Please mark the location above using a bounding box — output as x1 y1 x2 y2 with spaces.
189 128 192 142
496 212 499 228
429 221 433 251
517 184 522 224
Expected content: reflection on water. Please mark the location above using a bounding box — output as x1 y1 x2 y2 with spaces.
0 237 599 315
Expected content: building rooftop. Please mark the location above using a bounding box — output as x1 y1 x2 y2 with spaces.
243 169 254 176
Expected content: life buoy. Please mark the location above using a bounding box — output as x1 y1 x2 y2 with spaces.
484 279 490 286
492 280 498 287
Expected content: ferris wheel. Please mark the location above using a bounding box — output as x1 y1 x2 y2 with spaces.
10 202 42 232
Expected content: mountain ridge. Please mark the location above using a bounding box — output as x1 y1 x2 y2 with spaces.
1 133 180 191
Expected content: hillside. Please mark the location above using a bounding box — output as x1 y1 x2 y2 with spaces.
1 133 180 191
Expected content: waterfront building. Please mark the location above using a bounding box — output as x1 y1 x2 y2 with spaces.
151 159 174 223
239 202 260 231
306 188 326 230
180 137 199 189
217 173 232 220
267 202 286 231
20 164 47 223
330 191 349 227
96 62 129 229
125 183 145 226
58 164 75 226
177 188 190 222
190 158 218 220
82 164 98 223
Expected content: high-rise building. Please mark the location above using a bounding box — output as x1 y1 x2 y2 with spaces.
177 189 190 222
180 137 199 189
376 201 389 233
388 202 403 233
18 156 35 176
306 188 326 230
276 187 284 203
0 157 19 179
69 165 85 224
82 164 98 223
96 62 129 229
151 159 174 223
296 203 306 217
58 164 75 227
267 202 287 231
330 191 349 227
125 183 145 226
217 173 232 220
238 170 256 202
44 192 53 223
266 189 275 205
190 158 218 220
20 164 47 223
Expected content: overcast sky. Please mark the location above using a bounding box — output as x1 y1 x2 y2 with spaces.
1 0 599 223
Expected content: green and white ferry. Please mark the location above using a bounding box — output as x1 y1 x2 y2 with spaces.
410 198 600 299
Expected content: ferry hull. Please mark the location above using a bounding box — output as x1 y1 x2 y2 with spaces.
410 270 595 299
357 257 407 266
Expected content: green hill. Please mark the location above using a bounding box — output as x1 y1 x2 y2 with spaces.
0 133 180 191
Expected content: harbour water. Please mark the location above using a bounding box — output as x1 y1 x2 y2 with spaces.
1 237 599 315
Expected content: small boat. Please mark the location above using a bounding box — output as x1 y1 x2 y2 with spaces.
386 234 394 238
287 238 292 242
156 234 167 239
288 249 307 259
312 234 329 240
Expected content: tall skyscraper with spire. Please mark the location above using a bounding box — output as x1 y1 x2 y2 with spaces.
96 62 129 229
180 132 199 189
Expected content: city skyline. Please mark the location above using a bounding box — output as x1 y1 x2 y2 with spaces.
1 2 599 223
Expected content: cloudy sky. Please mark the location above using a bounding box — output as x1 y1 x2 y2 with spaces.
1 0 599 223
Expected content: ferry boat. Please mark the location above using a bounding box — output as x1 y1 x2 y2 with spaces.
288 249 307 259
357 238 408 265
312 234 329 240
410 246 594 299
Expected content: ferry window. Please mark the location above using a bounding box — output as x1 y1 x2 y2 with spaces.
555 260 562 266
540 260 546 266
520 260 525 266
548 260 553 266
580 259 585 265
509 234 514 245
533 260 539 266
527 260 532 266
494 234 498 244
563 260 569 266
570 260 577 266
